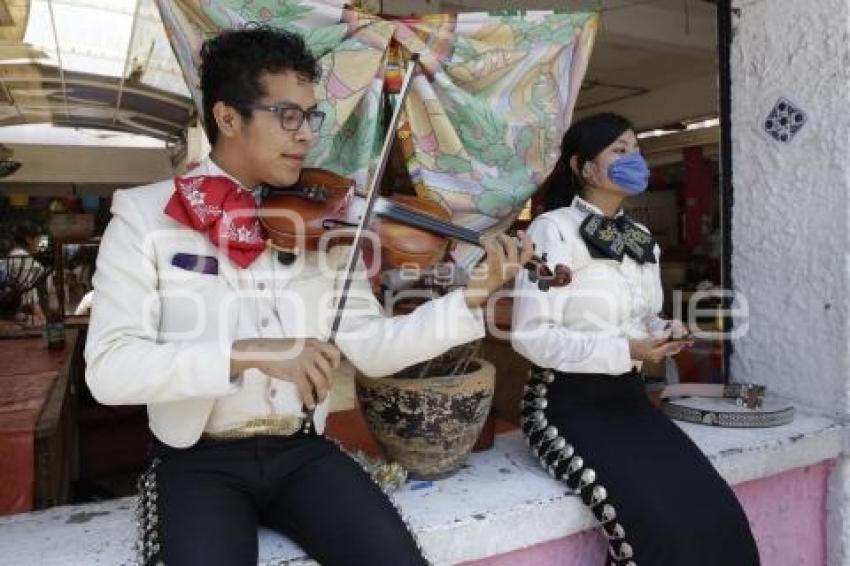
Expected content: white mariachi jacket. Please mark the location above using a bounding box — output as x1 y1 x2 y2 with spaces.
85 157 485 448
511 196 667 376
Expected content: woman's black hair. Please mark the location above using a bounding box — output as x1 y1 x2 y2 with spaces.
12 220 41 249
541 112 634 212
200 25 321 146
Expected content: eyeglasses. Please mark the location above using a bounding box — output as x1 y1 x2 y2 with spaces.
246 104 326 133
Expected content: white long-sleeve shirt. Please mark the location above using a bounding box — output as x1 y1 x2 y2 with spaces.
85 156 485 447
511 196 666 375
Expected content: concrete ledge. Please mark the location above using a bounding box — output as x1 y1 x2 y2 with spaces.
0 407 842 566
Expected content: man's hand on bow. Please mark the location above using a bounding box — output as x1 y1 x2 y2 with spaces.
230 338 341 409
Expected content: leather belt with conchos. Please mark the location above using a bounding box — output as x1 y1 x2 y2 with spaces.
660 383 795 428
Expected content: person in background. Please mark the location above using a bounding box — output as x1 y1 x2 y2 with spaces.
0 236 18 325
6 220 49 324
511 112 759 565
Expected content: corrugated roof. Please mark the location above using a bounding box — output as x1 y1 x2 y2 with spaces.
0 0 192 142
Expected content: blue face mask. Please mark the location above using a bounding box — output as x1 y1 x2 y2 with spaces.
607 152 650 195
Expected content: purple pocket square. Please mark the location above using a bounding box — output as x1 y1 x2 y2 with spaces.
171 253 219 275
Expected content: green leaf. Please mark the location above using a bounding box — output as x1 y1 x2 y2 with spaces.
452 38 480 62
304 25 348 58
436 154 473 174
481 144 514 164
476 188 516 218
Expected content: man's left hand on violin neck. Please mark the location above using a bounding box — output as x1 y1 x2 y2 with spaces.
463 231 534 309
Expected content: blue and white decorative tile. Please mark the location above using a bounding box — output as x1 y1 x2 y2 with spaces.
763 97 806 143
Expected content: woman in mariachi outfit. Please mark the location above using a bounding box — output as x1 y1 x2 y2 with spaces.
511 113 760 566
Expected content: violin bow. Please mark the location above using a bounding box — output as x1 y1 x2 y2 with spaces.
303 54 420 433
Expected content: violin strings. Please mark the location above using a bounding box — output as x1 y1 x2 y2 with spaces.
381 201 481 245
389 205 474 243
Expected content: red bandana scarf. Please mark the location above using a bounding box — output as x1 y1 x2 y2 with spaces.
164 175 266 268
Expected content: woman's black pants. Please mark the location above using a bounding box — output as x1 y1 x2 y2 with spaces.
521 368 761 566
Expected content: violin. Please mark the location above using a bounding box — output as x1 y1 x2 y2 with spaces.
258 167 571 291
275 54 567 436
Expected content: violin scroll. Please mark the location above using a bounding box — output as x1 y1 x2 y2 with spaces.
525 252 571 292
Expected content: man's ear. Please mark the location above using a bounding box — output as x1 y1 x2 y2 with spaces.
212 101 242 139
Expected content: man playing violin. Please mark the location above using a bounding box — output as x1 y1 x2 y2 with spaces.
85 26 532 566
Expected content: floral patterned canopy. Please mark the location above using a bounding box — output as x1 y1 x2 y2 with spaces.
156 0 597 268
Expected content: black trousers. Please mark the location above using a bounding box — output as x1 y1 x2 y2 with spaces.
138 433 427 566
522 369 761 566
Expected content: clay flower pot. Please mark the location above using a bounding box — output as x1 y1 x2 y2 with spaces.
356 359 495 480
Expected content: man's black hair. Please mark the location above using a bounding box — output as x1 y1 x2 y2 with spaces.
199 26 321 145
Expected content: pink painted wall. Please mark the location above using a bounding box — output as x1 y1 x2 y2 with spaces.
737 462 830 566
464 462 830 566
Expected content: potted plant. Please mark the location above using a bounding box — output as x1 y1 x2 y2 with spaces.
355 264 496 480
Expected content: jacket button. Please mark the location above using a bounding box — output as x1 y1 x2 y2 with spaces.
269 388 277 398
257 282 266 291
261 317 269 328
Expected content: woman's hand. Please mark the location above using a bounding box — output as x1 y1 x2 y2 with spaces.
665 319 692 341
629 335 692 364
649 319 691 341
